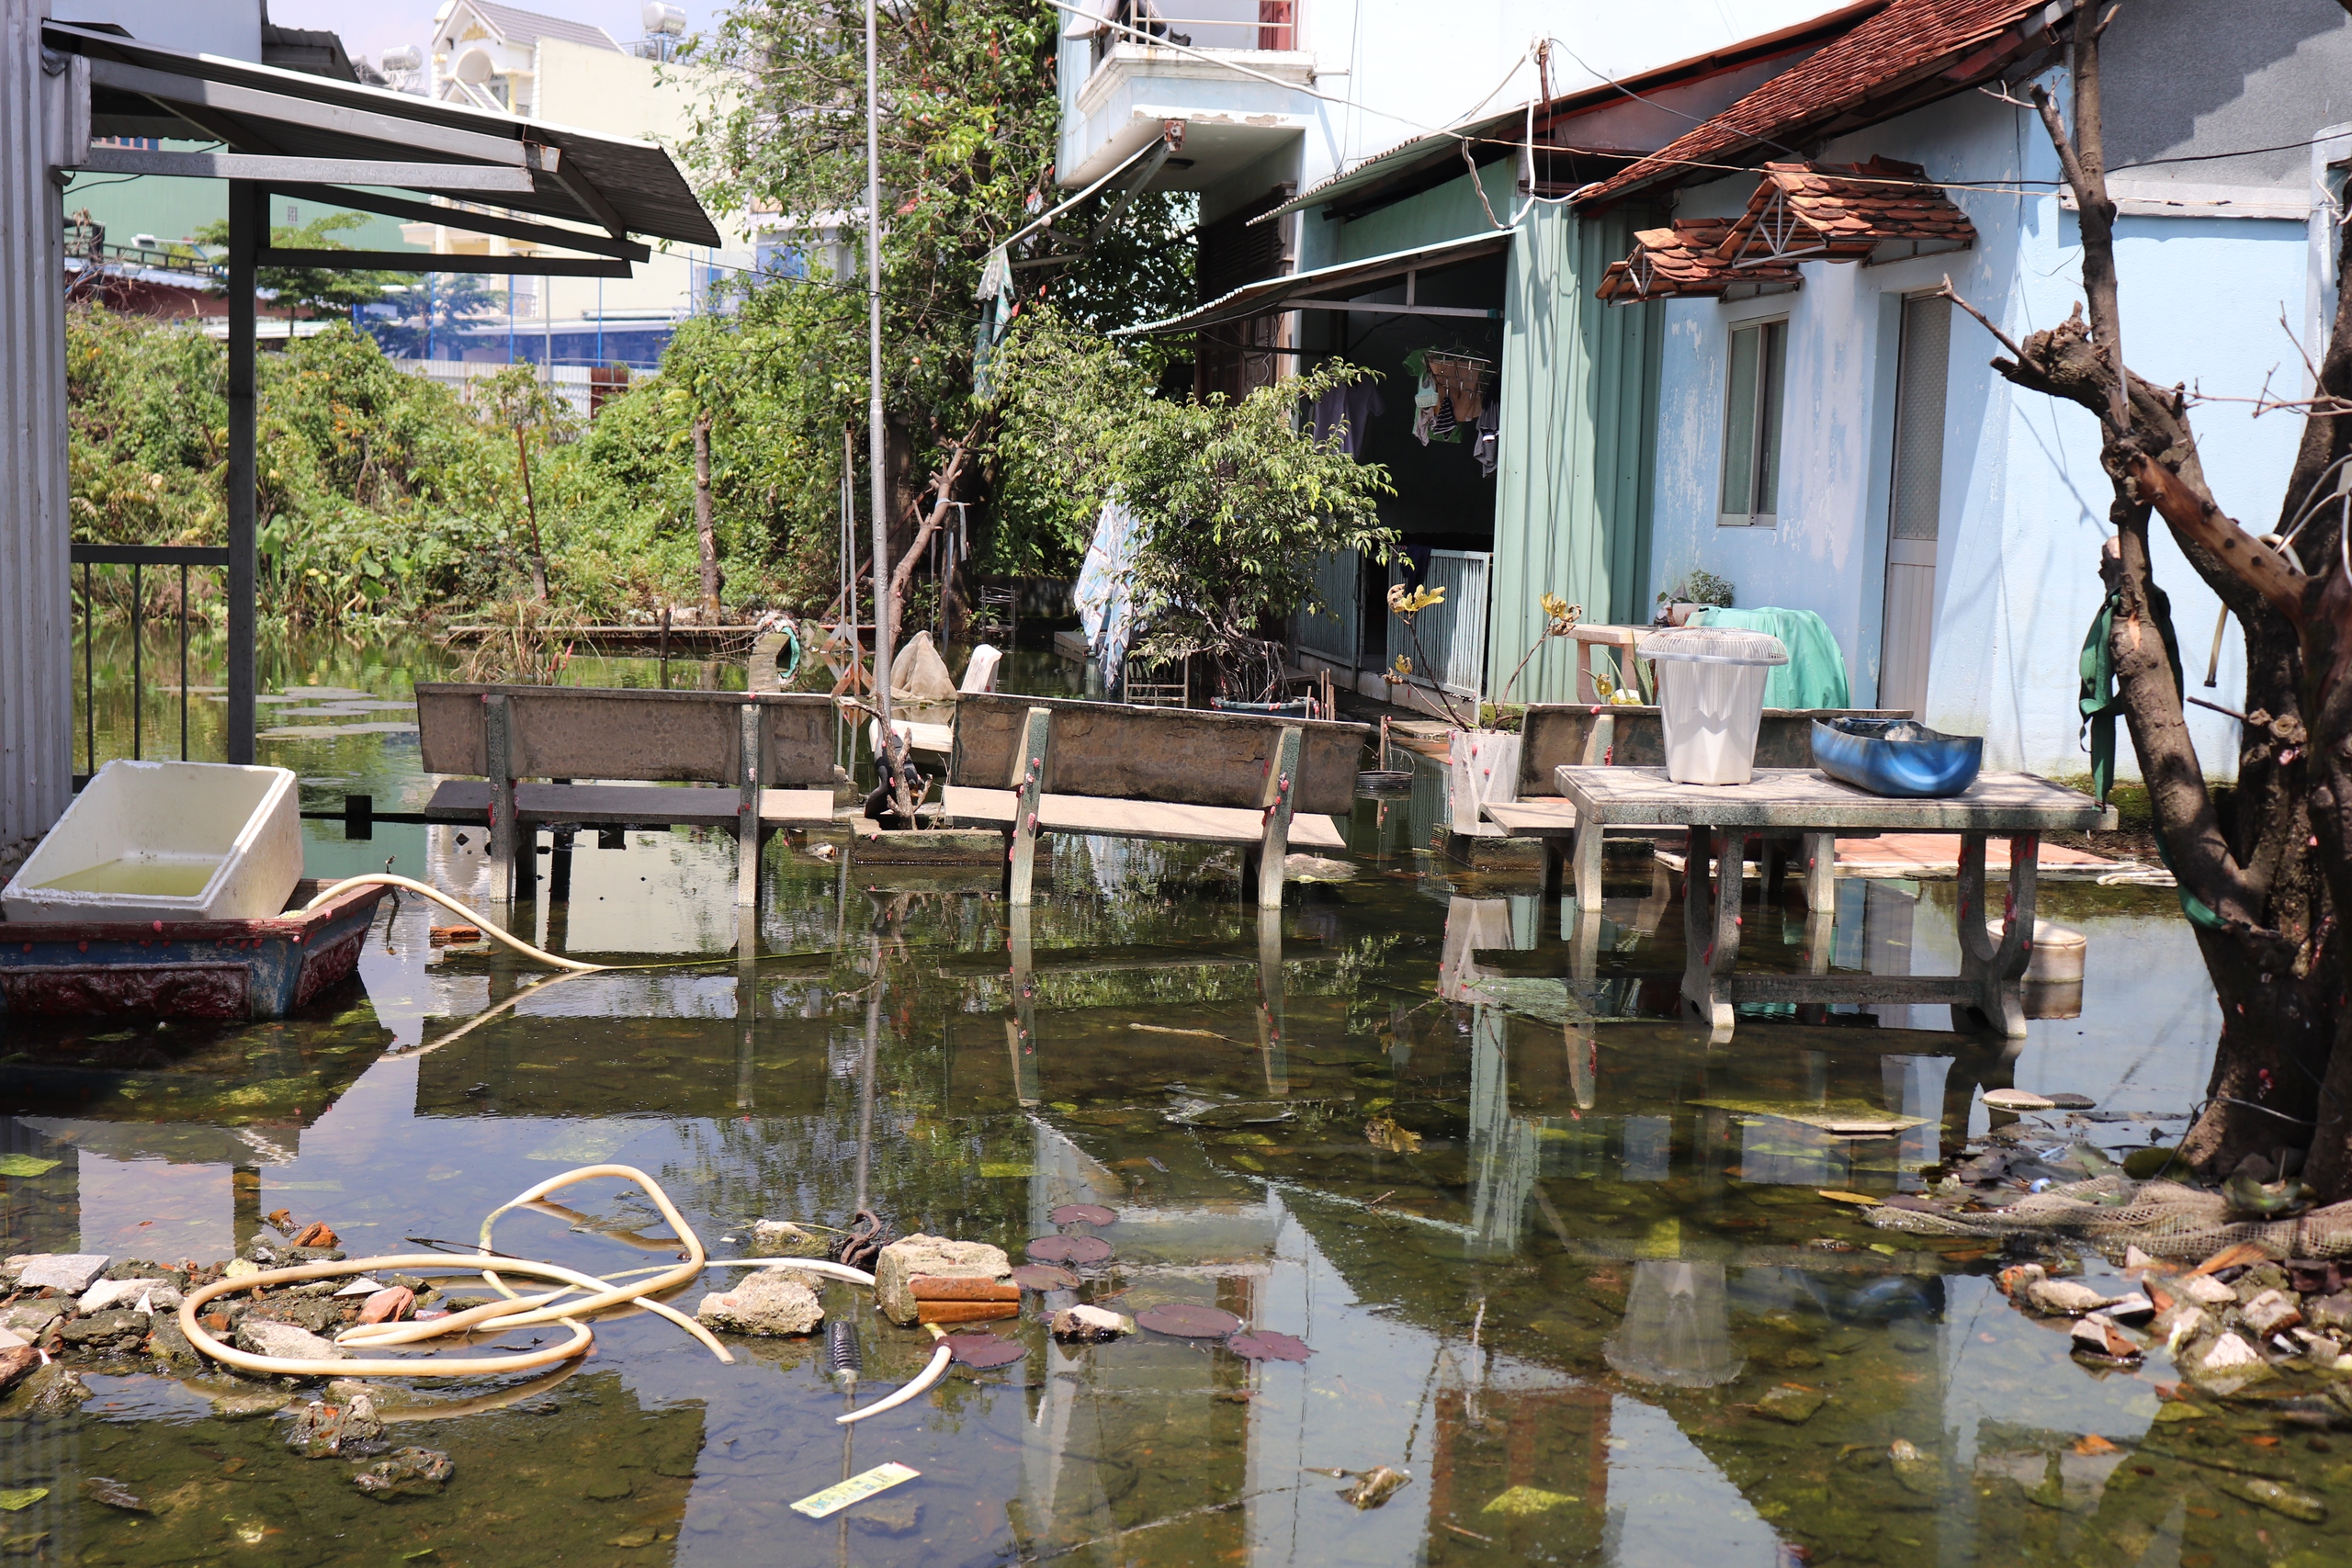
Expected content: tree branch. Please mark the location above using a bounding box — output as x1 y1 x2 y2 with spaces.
2119 450 2308 620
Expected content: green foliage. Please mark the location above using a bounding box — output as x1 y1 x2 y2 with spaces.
986 307 1396 694
195 210 413 319
682 0 1195 581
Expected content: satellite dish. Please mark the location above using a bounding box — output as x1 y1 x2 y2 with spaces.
643 3 686 36
453 48 494 85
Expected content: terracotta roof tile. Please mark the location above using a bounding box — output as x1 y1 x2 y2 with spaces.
1713 157 1978 265
1577 0 2075 208
1595 219 1804 304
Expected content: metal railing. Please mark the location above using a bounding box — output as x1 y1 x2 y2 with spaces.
71 543 229 775
1295 546 1361 666
1386 549 1491 700
1105 0 1297 52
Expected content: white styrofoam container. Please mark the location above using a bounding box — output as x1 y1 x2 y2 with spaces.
1446 728 1521 829
1640 630 1789 785
1 761 301 924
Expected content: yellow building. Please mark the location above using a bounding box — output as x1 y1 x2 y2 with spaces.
400 0 758 367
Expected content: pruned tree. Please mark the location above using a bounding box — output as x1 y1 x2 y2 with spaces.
1954 10 2352 1199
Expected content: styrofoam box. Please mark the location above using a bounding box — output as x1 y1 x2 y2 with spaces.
1 761 301 924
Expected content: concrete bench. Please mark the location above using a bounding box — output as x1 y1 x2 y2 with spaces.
1484 704 1906 910
939 693 1370 907
414 683 841 906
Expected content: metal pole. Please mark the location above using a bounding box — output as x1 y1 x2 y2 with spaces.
865 0 892 724
178 562 189 760
130 561 141 761
82 560 93 776
226 181 258 765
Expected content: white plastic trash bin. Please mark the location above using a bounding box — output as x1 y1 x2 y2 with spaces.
1 761 302 924
1637 628 1790 785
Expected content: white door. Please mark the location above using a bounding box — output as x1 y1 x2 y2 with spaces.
1880 295 1950 716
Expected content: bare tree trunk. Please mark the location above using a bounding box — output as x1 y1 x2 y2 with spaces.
513 426 549 603
883 413 988 652
693 410 722 624
1969 12 2352 1193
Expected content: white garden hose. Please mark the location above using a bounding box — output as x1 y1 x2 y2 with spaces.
302 874 602 972
176 1165 956 1428
841 1325 952 1427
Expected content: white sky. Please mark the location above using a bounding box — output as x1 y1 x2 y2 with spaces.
266 1 711 71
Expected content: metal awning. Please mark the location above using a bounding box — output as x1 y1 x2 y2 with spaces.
1114 231 1510 337
32 21 724 773
47 21 719 249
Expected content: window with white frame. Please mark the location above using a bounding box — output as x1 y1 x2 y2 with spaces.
1720 317 1788 526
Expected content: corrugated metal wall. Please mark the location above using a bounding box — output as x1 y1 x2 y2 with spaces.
1489 204 1666 705
1 0 75 860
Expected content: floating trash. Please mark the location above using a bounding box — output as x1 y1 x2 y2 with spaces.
1134 1303 1241 1339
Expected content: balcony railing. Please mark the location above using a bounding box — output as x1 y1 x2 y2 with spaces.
1102 0 1297 54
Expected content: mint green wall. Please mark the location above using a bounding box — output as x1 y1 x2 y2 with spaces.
1490 203 1665 701
62 160 420 251
1316 160 1521 267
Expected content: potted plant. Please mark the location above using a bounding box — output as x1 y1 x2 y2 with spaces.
1389 586 1580 832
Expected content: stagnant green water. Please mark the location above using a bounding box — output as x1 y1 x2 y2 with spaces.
0 630 2327 1567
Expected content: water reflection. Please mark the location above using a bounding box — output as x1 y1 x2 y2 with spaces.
0 654 2287 1566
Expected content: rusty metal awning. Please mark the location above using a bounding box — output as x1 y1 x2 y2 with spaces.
1595 220 1802 305
1114 231 1510 338
46 20 719 253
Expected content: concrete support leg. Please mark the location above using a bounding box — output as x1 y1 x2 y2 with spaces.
1006 706 1051 907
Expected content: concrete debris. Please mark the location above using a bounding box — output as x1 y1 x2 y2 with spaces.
15 1255 108 1293
233 1320 349 1363
77 1279 180 1315
873 1236 1011 1326
1050 1304 1134 1342
352 1447 453 1501
695 1270 822 1337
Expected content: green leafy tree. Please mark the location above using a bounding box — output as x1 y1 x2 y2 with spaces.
197 210 415 320
989 307 1396 697
681 0 1195 629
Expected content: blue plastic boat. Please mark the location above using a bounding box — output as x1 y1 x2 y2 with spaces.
1811 717 1984 798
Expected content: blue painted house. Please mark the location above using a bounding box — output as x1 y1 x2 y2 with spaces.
1576 0 2352 776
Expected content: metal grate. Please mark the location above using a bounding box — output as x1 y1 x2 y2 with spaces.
1385 550 1491 700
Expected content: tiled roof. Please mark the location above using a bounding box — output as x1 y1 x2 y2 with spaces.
446 1 621 53
1594 219 1802 304
1576 0 2076 208
1713 157 1976 265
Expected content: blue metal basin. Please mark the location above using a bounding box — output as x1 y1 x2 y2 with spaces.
1811 717 1984 798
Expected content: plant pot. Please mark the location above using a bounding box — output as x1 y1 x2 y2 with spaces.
1446 728 1521 830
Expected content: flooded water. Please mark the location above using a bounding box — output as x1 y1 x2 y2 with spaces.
5 633 2335 1568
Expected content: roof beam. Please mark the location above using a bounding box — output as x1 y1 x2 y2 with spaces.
1284 300 1501 319
76 146 537 194
88 56 527 166
257 248 631 277
544 152 631 241
267 183 650 262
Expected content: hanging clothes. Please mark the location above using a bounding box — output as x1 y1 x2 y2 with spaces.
1310 380 1385 457
1429 356 1486 423
1474 393 1500 479
1411 372 1439 446
1430 391 1456 439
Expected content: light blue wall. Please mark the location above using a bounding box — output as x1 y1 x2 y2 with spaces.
1642 81 2303 778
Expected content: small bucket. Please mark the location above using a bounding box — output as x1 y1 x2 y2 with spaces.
1636 629 1789 784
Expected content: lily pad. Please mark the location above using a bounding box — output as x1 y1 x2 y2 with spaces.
945 1334 1026 1370
1010 1265 1080 1292
0 1156 57 1179
1229 1330 1311 1362
1048 1203 1117 1227
1025 1235 1113 1266
1135 1303 1242 1339
1816 1190 1882 1207
0 1491 44 1513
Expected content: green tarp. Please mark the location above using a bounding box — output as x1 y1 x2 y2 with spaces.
1690 606 1851 709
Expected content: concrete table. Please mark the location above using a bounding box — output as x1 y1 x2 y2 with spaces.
1552 767 2112 1042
